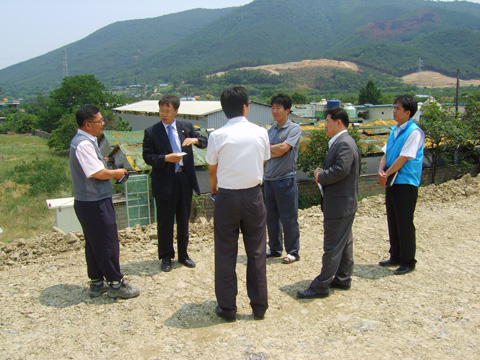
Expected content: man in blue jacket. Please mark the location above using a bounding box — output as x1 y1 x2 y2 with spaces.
378 95 424 275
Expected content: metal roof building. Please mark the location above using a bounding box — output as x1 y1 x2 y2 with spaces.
113 100 273 131
99 130 208 172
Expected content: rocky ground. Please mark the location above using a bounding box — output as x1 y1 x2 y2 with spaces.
1 174 479 359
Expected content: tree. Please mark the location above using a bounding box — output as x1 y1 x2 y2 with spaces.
297 128 330 178
417 102 468 183
291 92 309 104
110 116 132 131
46 113 77 154
460 100 480 164
50 75 106 112
298 126 371 178
462 100 480 142
39 75 109 132
358 80 382 105
0 113 39 134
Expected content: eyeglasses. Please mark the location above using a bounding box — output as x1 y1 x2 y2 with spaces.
160 108 175 115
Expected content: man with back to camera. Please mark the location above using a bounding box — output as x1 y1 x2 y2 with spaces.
378 95 424 275
297 107 360 299
69 105 140 299
264 93 301 264
143 95 207 272
206 86 270 322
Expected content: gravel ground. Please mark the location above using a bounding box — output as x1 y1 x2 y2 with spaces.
1 174 479 360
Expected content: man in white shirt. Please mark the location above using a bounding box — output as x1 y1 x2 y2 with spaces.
69 105 140 299
206 86 270 322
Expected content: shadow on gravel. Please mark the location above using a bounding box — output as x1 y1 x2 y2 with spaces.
39 284 92 308
165 300 260 328
121 260 163 277
279 280 313 300
353 263 394 279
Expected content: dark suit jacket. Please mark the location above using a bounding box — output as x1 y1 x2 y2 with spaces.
317 132 360 219
142 120 207 200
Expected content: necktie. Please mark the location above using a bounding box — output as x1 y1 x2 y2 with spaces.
167 124 180 172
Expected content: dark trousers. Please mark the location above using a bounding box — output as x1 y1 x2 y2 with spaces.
385 184 418 267
214 185 268 318
74 198 123 282
264 178 300 257
155 171 192 261
310 214 355 293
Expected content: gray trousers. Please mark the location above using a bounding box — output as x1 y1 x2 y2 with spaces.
310 214 355 294
214 185 268 318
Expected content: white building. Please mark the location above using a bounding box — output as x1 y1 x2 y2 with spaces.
355 104 394 121
113 100 273 131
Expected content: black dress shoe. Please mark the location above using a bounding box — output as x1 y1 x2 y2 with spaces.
297 288 329 299
179 258 196 268
330 282 351 290
394 265 415 275
253 313 265 320
252 310 265 320
161 258 172 272
215 306 236 322
379 259 401 267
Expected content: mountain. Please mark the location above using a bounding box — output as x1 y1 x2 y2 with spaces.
1 0 479 97
0 8 236 95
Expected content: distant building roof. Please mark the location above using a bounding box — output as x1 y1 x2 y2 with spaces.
113 100 223 116
355 104 395 109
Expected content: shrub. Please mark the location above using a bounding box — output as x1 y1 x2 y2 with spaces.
0 113 39 134
4 158 70 196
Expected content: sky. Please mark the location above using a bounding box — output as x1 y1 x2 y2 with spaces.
0 0 253 70
2 0 480 71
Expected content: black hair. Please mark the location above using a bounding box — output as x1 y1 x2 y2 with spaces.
394 95 417 118
159 95 180 111
220 86 249 119
325 107 350 128
270 93 292 110
76 105 100 127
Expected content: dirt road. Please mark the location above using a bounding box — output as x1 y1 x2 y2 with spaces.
1 175 479 359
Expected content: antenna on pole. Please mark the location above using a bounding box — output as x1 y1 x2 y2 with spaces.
62 49 69 78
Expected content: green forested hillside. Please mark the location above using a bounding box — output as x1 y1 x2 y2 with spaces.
334 28 480 79
1 0 479 97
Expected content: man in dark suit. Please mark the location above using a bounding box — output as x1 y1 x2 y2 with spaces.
143 95 207 272
297 107 360 299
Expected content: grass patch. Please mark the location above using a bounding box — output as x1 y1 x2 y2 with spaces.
0 135 72 242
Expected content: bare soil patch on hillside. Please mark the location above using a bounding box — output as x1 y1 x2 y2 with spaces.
212 59 361 77
402 71 480 88
1 175 479 359
213 60 480 89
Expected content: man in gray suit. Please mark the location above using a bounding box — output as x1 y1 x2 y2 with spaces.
297 107 360 299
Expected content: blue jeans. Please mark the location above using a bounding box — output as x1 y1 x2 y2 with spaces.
264 177 300 257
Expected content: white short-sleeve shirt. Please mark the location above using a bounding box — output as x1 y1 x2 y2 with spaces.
206 116 270 189
382 122 424 159
75 129 104 178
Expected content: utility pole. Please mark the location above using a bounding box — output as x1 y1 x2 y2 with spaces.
62 49 69 78
417 57 423 90
455 68 460 118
